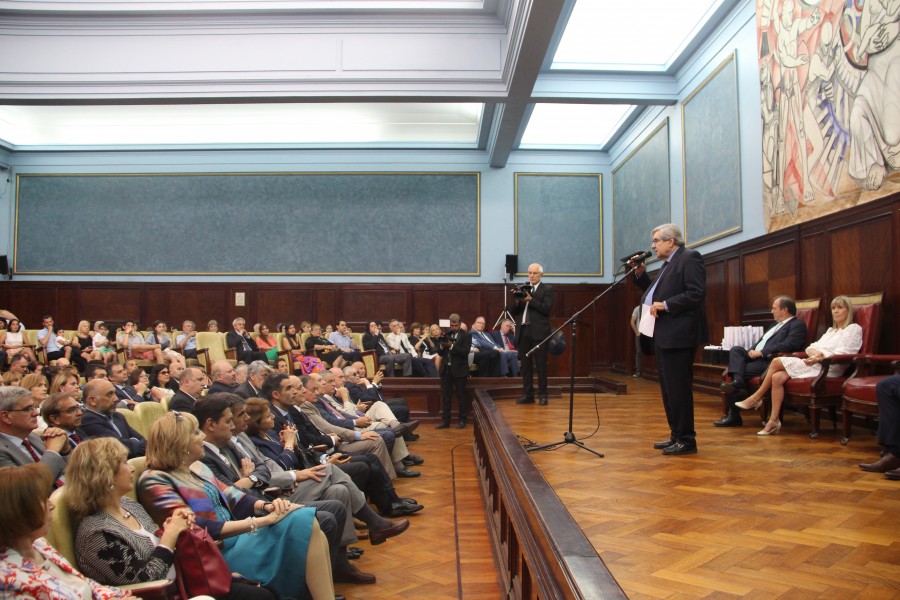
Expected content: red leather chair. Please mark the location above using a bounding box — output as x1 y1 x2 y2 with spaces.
840 356 900 445
775 292 883 439
720 298 821 423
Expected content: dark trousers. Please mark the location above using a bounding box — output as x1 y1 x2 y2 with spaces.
411 356 439 377
440 371 470 423
340 453 398 513
655 345 696 442
518 325 548 398
384 399 409 422
877 375 900 454
725 346 771 411
473 349 500 377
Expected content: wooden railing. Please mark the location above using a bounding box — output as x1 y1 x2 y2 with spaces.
472 389 627 599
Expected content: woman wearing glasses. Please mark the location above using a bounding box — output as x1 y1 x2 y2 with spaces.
138 411 338 600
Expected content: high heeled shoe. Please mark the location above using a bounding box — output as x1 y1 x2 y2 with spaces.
756 420 781 436
735 396 763 410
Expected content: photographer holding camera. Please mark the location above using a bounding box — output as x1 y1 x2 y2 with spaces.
507 263 554 405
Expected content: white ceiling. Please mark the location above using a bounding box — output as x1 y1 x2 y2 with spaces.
0 0 734 154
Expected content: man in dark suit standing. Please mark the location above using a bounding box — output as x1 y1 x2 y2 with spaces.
714 295 808 427
508 263 553 405
436 314 473 429
631 224 708 456
77 379 146 458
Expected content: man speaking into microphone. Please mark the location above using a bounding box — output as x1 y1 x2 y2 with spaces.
507 263 554 405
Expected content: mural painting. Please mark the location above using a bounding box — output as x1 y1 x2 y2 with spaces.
758 0 900 231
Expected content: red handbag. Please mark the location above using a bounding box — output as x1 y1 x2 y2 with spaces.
173 525 232 598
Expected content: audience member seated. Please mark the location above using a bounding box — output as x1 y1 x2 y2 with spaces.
0 463 138 600
85 363 109 383
207 320 219 333
736 295 864 435
107 363 144 409
0 386 69 484
209 359 239 393
385 320 438 377
167 366 207 412
345 362 414 439
175 320 199 360
336 367 420 443
21 372 50 411
859 375 900 480
408 322 442 373
49 371 82 400
37 314 73 364
7 354 30 377
148 365 177 403
234 363 249 385
128 369 153 402
0 318 37 364
92 321 117 365
362 321 411 377
234 361 271 399
275 358 290 374
77 379 147 458
165 361 184 393
40 392 84 450
116 320 164 365
227 318 268 365
67 320 98 373
471 316 518 377
715 295 807 427
254 323 280 363
490 319 521 377
137 411 336 600
145 320 187 370
327 321 364 365
306 323 348 370
280 322 326 375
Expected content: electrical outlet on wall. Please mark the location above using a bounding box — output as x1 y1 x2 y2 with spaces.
235 292 246 307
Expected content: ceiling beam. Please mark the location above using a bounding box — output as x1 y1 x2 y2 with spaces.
531 72 679 106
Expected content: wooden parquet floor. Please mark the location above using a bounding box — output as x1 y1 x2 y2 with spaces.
335 373 899 599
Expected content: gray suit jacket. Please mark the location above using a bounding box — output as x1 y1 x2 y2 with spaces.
0 432 67 482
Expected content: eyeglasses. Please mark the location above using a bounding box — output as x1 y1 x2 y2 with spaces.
58 404 84 415
5 404 40 414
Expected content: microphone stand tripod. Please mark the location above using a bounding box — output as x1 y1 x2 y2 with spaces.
493 276 516 330
526 261 642 458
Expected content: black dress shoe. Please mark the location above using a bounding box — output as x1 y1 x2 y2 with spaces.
400 497 418 505
396 467 420 477
402 454 424 466
404 432 420 442
435 421 450 429
859 453 900 472
386 501 424 517
369 518 410 545
653 438 675 450
662 441 698 456
538 396 548 406
457 419 467 429
516 396 535 404
720 379 745 394
334 565 377 584
885 468 900 481
713 412 743 427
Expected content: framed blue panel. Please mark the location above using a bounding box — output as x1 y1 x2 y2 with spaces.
14 172 479 275
682 52 742 246
514 173 602 277
612 119 670 266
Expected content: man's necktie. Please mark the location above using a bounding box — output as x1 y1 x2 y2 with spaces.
754 321 785 351
23 439 65 487
502 334 515 350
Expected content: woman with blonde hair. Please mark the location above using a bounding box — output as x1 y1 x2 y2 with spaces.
736 295 863 435
49 371 81 400
0 463 137 599
137 412 336 600
66 438 273 600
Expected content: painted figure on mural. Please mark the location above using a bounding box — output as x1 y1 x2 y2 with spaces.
846 0 900 190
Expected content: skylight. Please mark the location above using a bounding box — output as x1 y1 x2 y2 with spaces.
551 0 725 71
0 103 483 148
519 103 634 149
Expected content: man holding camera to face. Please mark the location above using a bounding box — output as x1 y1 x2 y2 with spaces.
508 263 554 405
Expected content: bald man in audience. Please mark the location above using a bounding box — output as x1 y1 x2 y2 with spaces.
208 359 238 393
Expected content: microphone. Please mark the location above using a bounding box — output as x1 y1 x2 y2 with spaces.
619 250 652 264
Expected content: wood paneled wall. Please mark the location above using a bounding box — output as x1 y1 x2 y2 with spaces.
2 193 897 376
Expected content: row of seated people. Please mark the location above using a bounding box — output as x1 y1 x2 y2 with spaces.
0 363 430 599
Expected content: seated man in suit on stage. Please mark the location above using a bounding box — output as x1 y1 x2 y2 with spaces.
208 359 238 394
168 366 207 412
0 386 69 487
362 321 412 377
714 295 808 427
76 379 146 458
234 360 271 399
226 317 268 364
385 320 438 377
489 319 521 377
40 392 84 450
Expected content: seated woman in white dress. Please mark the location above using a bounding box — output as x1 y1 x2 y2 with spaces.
736 295 863 436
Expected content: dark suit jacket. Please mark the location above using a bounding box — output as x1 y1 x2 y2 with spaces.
208 382 237 395
634 247 708 351
225 330 260 361
269 404 335 450
489 330 516 350
362 332 391 357
440 329 472 378
200 444 270 500
168 391 198 413
234 381 262 400
0 432 67 482
310 397 357 430
758 317 808 359
77 409 146 458
114 384 146 405
508 282 553 340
